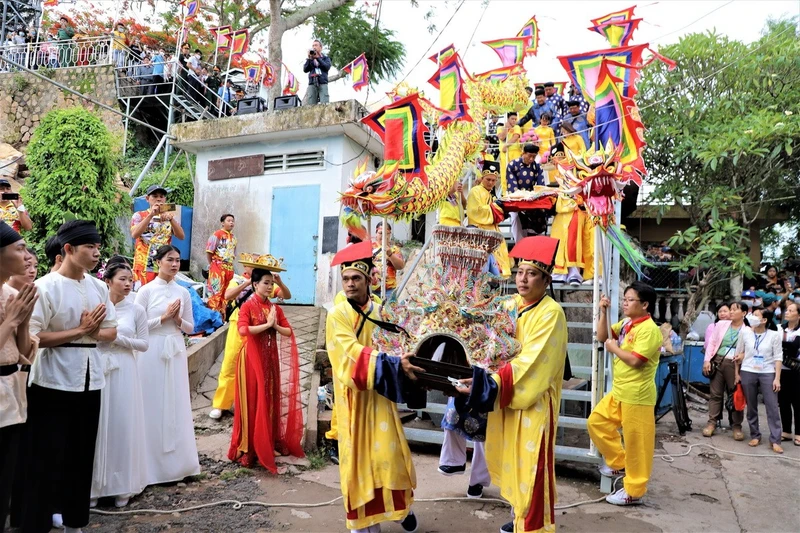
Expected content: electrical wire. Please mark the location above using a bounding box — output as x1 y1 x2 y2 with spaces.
461 0 490 63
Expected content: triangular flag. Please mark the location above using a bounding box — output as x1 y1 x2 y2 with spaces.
517 16 540 56
343 53 369 91
482 37 530 67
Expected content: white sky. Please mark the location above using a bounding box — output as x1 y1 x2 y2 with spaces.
56 0 799 108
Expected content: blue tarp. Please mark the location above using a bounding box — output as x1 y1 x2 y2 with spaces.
176 279 223 335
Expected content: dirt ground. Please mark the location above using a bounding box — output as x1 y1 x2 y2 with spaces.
83 398 800 533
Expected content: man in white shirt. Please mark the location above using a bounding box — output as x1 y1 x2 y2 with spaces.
22 220 117 533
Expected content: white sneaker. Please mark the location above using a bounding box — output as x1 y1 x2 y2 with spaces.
209 408 223 419
89 498 98 508
598 463 625 477
605 487 643 506
52 513 64 528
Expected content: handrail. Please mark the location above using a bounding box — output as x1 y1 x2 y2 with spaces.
0 36 113 71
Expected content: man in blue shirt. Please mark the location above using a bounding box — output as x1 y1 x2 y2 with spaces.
518 88 555 129
507 144 548 242
151 48 165 94
544 82 567 132
217 79 234 116
563 100 592 148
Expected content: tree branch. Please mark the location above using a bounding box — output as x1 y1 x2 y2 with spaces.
327 70 346 83
283 0 350 32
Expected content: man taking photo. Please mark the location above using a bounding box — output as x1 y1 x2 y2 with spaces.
0 179 32 233
303 39 331 105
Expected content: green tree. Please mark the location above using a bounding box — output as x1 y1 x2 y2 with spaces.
638 18 800 330
23 107 130 268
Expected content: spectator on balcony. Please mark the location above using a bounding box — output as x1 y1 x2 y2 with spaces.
111 23 128 69
55 16 75 68
151 48 165 94
303 39 331 105
129 37 143 64
217 79 234 116
136 55 155 95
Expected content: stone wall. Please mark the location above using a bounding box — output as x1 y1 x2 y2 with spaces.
0 64 122 145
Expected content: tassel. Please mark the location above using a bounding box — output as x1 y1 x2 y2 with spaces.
603 225 652 279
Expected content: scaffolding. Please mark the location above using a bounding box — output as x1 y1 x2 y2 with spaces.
0 0 41 45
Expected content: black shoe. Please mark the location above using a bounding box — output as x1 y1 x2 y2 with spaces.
500 521 514 533
400 511 418 532
467 484 483 498
437 463 466 476
326 440 339 465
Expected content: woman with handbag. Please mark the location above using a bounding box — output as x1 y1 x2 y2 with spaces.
779 302 800 446
702 302 749 440
736 309 783 453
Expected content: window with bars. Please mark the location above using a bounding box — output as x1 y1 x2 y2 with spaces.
263 151 326 173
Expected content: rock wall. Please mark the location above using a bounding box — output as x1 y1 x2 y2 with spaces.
0 64 122 145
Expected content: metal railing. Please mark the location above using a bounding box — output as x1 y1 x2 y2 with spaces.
639 260 690 292
0 36 113 71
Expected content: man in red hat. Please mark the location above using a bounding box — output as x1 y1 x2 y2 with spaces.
459 235 568 533
326 241 424 533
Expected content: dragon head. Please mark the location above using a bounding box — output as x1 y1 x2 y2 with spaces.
554 140 626 227
339 159 405 219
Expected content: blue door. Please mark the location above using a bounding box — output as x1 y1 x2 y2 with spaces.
270 185 320 305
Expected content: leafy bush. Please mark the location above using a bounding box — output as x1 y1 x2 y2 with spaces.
137 164 195 207
22 107 130 270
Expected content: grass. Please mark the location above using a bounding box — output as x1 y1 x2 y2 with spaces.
219 468 254 481
188 472 209 482
305 449 329 471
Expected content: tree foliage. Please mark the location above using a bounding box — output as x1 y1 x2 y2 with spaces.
639 18 800 226
23 107 130 266
314 2 405 84
638 18 800 333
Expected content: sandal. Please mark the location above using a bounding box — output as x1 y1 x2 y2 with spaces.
772 443 784 454
747 438 760 447
794 438 800 446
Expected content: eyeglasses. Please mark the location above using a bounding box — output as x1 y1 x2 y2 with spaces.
622 298 641 303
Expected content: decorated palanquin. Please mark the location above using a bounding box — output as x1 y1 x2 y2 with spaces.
372 225 521 397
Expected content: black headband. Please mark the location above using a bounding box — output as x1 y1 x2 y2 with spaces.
59 224 101 246
0 221 22 248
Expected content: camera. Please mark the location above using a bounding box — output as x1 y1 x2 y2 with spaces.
309 49 316 55
2 192 20 201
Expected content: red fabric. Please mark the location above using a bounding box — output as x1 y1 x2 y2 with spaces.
733 383 746 411
133 270 157 286
228 295 305 473
345 489 408 520
502 198 555 212
498 364 514 409
206 260 234 317
631 351 648 362
523 402 556 532
352 347 373 391
491 202 505 224
566 210 580 263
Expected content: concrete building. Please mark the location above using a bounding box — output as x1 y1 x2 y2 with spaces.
171 100 420 306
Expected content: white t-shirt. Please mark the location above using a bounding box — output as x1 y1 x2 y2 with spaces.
29 272 118 392
740 328 781 374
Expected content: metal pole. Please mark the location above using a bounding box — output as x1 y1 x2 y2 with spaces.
183 150 194 181
381 217 388 301
122 98 130 157
219 50 234 118
129 134 168 197
1 0 9 45
158 149 182 187
589 223 602 456
0 55 174 138
394 233 433 299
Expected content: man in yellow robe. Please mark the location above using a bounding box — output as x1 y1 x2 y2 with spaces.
459 236 567 533
438 179 466 227
326 241 423 533
466 161 511 278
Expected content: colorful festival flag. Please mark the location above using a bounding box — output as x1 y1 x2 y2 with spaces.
181 0 201 21
362 93 430 182
228 28 250 58
517 16 540 56
43 0 59 6
428 44 456 65
243 62 261 82
473 63 524 82
343 53 369 91
210 25 232 49
588 18 642 48
482 37 530 67
590 5 637 27
593 58 646 179
261 61 276 88
558 44 648 103
283 70 299 95
427 54 469 126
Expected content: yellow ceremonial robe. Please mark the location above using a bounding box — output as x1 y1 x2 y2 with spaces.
326 291 382 442
550 196 596 280
466 185 511 278
562 134 587 156
438 197 463 227
325 300 415 529
486 295 567 533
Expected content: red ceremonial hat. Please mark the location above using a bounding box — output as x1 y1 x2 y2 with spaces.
331 241 374 277
509 236 560 275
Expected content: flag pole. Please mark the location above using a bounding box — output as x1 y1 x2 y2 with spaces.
220 46 234 118
212 31 220 68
